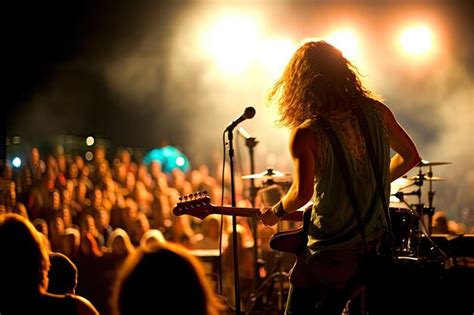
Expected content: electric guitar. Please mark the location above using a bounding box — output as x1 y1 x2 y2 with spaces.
172 191 312 255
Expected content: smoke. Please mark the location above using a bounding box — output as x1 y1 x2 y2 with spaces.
367 55 474 218
9 0 473 219
100 1 474 219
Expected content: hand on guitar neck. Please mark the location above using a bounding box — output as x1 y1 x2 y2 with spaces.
260 206 281 226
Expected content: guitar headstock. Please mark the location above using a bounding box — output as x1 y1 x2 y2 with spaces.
172 191 214 220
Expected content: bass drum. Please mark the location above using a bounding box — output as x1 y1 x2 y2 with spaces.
389 203 419 257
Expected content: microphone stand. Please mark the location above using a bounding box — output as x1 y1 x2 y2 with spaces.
226 129 241 315
426 166 436 235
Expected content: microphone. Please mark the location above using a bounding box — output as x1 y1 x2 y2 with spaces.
225 106 256 132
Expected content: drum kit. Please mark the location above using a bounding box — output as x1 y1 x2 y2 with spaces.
389 159 452 260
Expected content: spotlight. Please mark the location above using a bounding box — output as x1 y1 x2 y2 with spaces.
86 136 95 146
12 157 22 168
204 14 261 73
259 38 295 77
326 29 360 61
176 156 185 167
400 25 434 57
143 146 190 173
12 136 21 144
85 151 94 161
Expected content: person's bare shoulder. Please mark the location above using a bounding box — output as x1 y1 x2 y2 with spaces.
73 295 99 315
366 98 392 117
289 123 318 156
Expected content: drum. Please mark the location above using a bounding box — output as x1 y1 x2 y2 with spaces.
389 205 419 257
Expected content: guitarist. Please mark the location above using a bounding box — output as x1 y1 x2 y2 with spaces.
260 41 420 315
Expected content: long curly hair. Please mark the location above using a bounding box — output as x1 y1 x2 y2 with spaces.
268 41 376 128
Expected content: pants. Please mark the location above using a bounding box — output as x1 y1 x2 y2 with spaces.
285 241 378 315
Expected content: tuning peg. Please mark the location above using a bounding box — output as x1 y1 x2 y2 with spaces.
193 192 199 199
178 196 183 202
202 190 207 196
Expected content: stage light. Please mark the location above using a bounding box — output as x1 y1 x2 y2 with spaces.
203 14 261 73
143 146 190 173
400 25 434 57
86 136 95 146
12 157 22 168
326 29 360 61
12 136 21 144
85 151 93 161
258 38 295 77
176 156 185 167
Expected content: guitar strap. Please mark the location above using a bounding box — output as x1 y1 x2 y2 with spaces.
352 105 395 254
316 104 394 255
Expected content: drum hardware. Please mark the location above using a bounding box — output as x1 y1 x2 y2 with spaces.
241 167 291 314
393 189 421 202
245 247 291 314
388 202 450 263
241 168 291 180
409 175 445 182
417 160 452 167
390 159 452 263
241 168 293 314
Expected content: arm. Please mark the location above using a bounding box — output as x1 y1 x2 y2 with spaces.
261 126 315 226
281 127 315 211
381 103 421 182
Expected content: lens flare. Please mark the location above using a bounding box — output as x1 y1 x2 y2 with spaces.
326 29 360 61
203 14 261 74
12 157 22 168
400 25 434 57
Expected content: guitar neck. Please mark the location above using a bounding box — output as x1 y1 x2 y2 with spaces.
214 206 304 221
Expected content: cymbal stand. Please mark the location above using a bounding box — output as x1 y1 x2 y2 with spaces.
403 166 428 259
406 166 448 262
243 134 261 293
245 221 289 314
424 166 436 235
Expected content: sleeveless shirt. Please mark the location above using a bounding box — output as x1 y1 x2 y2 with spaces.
305 101 390 257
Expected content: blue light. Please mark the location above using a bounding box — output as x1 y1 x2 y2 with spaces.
143 146 190 173
176 156 185 167
12 157 22 168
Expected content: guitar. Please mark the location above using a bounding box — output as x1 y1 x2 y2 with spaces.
172 191 312 255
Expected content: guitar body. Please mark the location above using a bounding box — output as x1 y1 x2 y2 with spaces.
269 206 313 255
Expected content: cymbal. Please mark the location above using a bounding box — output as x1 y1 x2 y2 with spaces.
409 175 446 181
417 159 452 167
390 177 414 194
242 168 291 179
